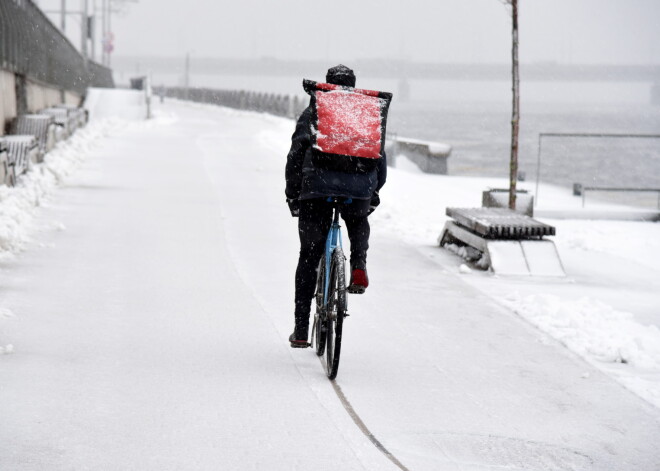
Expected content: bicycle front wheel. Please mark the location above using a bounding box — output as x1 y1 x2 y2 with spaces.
325 248 347 380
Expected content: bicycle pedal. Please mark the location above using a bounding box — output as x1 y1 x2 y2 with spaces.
347 285 366 294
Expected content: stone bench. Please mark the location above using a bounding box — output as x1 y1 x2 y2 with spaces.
387 137 452 174
439 207 565 276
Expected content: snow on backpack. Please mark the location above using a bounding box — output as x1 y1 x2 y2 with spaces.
303 79 392 173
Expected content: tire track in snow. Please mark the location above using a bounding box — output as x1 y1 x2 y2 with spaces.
325 366 411 471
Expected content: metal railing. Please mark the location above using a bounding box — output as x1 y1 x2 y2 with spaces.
0 0 113 95
162 86 307 119
534 132 660 205
578 186 660 208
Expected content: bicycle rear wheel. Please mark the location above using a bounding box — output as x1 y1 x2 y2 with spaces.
313 258 326 357
325 248 347 380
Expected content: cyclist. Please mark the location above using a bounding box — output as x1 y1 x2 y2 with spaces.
285 64 387 348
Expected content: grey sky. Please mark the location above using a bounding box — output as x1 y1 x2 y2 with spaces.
39 0 660 65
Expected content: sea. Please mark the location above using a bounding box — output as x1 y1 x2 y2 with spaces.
145 71 660 208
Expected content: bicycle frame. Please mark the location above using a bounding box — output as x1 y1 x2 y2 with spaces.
323 205 343 307
313 197 351 379
322 197 353 306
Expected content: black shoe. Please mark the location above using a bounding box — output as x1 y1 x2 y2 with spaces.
289 332 310 348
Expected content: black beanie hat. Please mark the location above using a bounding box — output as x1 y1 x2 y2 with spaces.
326 64 356 88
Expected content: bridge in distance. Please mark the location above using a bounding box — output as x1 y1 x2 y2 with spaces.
114 57 660 83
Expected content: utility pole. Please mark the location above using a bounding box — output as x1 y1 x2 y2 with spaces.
107 1 113 67
102 0 107 66
509 0 520 211
60 0 66 31
91 0 96 62
81 0 89 67
500 0 520 210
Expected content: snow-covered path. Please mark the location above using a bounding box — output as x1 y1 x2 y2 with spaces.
1 98 659 470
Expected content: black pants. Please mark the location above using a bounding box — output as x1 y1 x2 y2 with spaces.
294 198 370 328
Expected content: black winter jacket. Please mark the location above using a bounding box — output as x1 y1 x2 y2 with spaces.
285 106 387 202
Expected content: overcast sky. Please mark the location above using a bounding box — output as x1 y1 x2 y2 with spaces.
40 0 660 65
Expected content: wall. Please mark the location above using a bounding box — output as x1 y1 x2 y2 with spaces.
0 0 112 132
0 70 17 130
26 80 69 113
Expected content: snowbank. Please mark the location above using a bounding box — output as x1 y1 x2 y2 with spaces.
370 155 660 409
501 293 660 408
84 88 147 121
0 119 123 256
0 307 15 354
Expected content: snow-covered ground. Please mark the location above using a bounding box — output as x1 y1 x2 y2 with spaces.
0 92 659 470
366 155 660 410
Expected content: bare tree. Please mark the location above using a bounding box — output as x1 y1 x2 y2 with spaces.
501 0 520 210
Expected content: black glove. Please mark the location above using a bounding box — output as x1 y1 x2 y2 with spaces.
369 191 380 215
287 198 300 217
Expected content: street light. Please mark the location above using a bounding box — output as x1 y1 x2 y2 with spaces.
102 0 139 67
41 0 138 67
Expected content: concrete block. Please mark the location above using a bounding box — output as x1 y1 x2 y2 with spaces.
482 189 534 217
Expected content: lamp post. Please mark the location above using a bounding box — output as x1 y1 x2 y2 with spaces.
61 0 66 30
43 0 137 67
81 0 88 67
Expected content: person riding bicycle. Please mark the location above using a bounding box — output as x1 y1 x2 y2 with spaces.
285 64 387 348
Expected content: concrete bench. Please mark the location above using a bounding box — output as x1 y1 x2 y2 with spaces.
0 139 8 186
3 135 39 186
11 114 58 162
439 207 565 276
482 188 534 217
387 137 452 174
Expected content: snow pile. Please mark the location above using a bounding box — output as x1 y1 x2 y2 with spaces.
553 219 660 272
501 293 660 407
0 307 15 354
84 88 147 121
365 161 660 407
0 119 124 256
445 242 488 268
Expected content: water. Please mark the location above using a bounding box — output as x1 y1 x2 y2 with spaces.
147 71 660 206
389 99 660 208
389 100 660 181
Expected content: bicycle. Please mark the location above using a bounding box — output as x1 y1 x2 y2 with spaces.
311 197 349 380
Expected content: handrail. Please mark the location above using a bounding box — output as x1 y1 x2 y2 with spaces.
580 186 660 208
534 132 660 206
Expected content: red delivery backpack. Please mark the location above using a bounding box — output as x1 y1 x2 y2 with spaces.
303 79 393 173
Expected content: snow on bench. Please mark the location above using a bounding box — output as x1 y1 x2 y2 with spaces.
439 207 565 276
54 104 88 129
0 139 8 186
41 107 76 139
386 136 452 174
11 114 58 161
2 135 39 186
